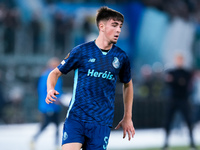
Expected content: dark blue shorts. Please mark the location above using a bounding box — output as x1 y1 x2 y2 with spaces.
62 117 111 150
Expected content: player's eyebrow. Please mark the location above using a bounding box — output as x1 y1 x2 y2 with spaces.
112 22 118 24
111 22 122 26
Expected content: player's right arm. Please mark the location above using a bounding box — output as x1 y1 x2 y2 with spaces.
45 67 62 104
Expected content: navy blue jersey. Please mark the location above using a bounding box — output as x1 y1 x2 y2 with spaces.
57 41 131 127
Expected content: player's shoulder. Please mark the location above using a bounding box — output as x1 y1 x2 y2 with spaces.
74 41 94 49
112 45 128 58
70 41 94 55
71 41 94 55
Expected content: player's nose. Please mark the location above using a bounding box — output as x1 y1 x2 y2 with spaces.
117 26 121 33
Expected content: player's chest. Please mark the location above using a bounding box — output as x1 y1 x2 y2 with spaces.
80 54 121 73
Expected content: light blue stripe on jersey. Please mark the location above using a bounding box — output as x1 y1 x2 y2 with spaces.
67 69 78 118
102 51 108 55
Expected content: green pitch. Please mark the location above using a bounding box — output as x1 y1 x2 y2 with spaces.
138 146 198 150
109 145 200 150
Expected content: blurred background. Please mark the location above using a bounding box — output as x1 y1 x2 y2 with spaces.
1 0 200 149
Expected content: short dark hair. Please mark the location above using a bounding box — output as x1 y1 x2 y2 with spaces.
96 6 124 29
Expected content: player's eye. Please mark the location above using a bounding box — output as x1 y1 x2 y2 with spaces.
112 22 118 27
112 24 117 27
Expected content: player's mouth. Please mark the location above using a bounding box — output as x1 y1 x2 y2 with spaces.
114 35 119 40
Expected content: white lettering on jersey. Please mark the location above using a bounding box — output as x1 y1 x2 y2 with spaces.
87 69 114 80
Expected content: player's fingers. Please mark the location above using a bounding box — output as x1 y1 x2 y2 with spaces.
48 92 57 100
50 94 57 99
45 98 51 104
48 89 58 98
49 97 56 102
128 130 131 141
123 129 126 139
46 95 56 103
55 91 59 95
132 129 135 138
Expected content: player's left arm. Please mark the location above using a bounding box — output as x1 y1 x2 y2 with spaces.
115 79 135 141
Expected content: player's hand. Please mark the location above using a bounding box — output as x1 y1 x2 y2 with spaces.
115 117 135 141
45 89 59 104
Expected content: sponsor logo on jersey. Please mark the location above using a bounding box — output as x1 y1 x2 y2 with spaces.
112 57 120 69
87 69 114 80
88 58 96 62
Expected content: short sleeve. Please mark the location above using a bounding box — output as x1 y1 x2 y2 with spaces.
57 45 82 74
119 54 132 83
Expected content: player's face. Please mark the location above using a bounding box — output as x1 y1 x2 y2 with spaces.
104 19 123 44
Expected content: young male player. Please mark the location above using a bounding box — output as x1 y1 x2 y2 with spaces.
45 6 135 150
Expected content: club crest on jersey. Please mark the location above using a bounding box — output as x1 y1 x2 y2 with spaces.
63 132 68 141
112 57 120 69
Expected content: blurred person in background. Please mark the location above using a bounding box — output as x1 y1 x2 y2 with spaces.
191 70 200 124
3 8 20 54
54 11 68 56
46 6 135 150
138 64 153 99
30 12 42 54
162 54 196 150
0 70 5 124
31 57 63 150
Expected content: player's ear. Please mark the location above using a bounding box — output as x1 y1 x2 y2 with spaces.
99 21 105 32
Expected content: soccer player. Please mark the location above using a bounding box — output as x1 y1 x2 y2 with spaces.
45 6 135 150
31 57 63 150
162 54 196 150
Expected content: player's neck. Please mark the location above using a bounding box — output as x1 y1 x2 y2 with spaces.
95 36 113 51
